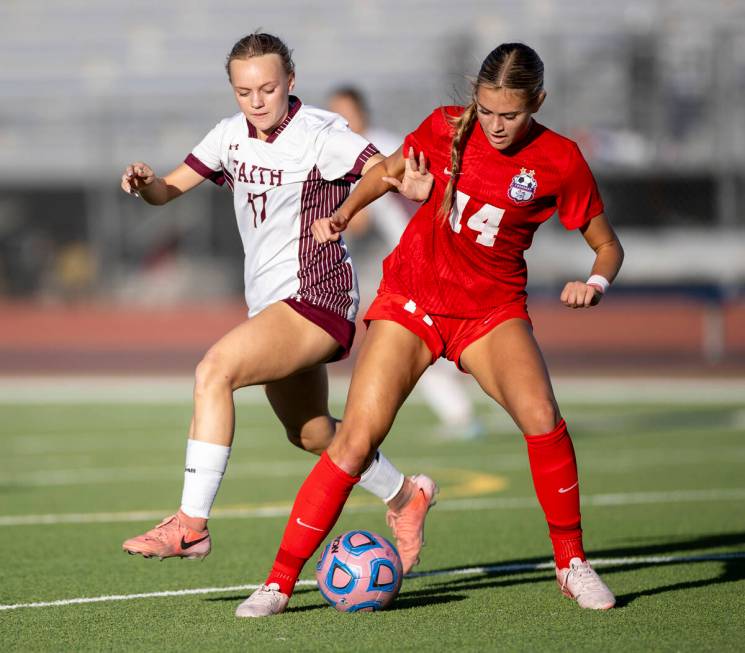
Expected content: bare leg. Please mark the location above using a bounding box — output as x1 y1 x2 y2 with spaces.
265 365 335 455
328 320 434 473
266 365 408 503
191 301 339 446
260 320 433 599
461 318 584 566
122 302 341 554
460 318 559 434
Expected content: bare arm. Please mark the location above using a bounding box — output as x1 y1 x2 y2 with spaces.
560 213 624 308
121 162 206 205
338 153 388 237
344 149 406 218
312 147 433 243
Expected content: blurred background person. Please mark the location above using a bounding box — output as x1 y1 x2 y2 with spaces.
328 86 485 439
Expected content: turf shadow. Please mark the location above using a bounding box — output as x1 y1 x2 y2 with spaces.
203 595 330 613
410 573 551 596
591 530 745 559
419 529 745 578
413 529 745 606
204 585 320 604
205 587 467 612
388 592 467 610
612 556 745 607
203 531 745 611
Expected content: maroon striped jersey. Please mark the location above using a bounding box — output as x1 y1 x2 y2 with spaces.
185 96 378 320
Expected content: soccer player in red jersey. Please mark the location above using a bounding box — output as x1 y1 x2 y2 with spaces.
237 42 624 617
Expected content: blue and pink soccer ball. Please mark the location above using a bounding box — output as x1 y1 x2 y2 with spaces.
315 530 403 612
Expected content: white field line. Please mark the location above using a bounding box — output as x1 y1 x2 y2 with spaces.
2 551 743 612
6 446 745 488
2 487 745 527
0 460 320 487
0 375 744 404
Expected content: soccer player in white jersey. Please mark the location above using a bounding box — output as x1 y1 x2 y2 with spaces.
328 86 484 439
118 32 436 577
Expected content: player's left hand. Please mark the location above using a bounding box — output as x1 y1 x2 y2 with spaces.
383 147 433 202
560 281 603 308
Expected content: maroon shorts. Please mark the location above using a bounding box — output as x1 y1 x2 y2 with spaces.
364 291 531 371
282 297 356 362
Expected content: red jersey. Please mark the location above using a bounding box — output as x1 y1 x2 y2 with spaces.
380 106 604 318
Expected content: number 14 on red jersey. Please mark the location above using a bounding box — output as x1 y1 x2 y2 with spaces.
448 190 505 247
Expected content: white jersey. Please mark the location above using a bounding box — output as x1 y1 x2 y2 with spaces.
185 97 378 319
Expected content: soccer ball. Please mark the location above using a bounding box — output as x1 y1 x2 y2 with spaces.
315 529 403 612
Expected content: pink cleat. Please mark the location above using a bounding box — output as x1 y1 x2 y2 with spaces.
122 514 211 560
556 557 616 610
386 474 438 575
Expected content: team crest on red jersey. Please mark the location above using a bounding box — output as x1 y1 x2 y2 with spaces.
507 168 537 203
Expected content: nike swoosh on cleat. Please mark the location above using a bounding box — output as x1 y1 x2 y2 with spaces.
296 517 324 532
180 534 209 550
558 482 579 494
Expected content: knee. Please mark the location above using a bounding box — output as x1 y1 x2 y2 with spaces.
515 398 560 435
327 422 377 476
285 416 335 455
194 349 233 397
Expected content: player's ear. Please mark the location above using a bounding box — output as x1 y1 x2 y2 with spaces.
287 72 296 93
531 90 547 113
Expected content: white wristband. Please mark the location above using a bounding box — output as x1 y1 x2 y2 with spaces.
586 274 610 294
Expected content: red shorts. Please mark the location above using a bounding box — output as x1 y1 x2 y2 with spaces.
364 291 530 371
283 297 356 362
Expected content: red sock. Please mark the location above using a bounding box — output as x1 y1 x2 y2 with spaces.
266 451 360 596
524 419 585 568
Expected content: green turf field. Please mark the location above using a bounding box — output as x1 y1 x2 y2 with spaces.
1 383 744 651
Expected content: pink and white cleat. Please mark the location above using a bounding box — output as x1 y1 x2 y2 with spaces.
556 557 616 610
235 583 289 618
386 474 438 575
121 514 211 560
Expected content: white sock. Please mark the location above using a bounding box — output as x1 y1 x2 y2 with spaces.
179 439 231 519
358 450 405 503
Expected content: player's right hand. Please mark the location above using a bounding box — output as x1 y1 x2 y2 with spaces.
383 147 433 202
121 162 156 196
311 212 350 244
560 281 602 308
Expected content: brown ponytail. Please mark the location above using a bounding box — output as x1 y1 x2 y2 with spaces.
440 103 478 221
